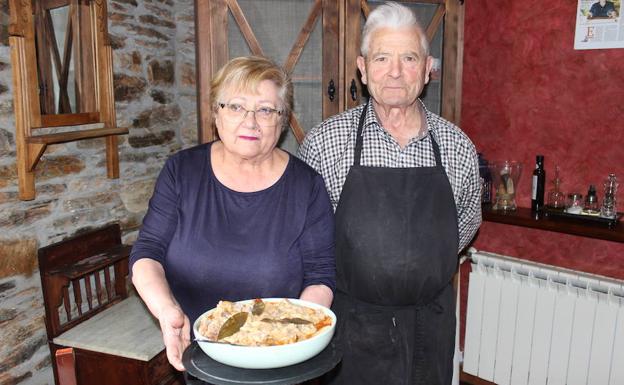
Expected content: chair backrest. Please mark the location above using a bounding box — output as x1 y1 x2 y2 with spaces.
38 223 131 339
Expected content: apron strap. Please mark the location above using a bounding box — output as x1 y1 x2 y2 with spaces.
353 101 369 167
353 101 445 170
430 133 444 170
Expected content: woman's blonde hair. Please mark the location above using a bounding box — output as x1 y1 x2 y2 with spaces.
210 56 293 132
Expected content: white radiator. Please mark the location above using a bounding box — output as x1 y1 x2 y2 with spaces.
463 250 624 385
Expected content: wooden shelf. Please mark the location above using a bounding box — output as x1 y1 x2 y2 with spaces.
482 205 624 243
28 127 128 145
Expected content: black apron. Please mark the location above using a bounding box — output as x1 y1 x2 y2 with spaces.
325 103 459 385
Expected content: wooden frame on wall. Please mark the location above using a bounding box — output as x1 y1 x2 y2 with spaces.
9 0 127 201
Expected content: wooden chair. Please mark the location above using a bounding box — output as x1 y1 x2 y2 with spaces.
55 348 77 385
38 224 183 385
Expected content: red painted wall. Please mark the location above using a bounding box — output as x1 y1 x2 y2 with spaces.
461 0 624 277
458 0 624 347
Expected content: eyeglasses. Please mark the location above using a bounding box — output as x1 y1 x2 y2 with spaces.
218 103 282 125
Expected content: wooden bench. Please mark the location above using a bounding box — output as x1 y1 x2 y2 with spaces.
38 224 183 385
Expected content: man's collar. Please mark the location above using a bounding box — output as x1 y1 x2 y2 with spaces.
363 99 430 139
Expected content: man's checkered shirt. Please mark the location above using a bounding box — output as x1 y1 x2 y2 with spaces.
297 101 482 252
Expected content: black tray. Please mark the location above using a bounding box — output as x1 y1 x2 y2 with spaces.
183 340 342 385
544 208 622 228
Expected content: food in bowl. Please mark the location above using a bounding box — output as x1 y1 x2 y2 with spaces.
197 298 333 346
192 298 336 369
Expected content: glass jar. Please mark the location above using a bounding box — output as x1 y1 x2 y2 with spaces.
566 193 584 215
490 160 523 211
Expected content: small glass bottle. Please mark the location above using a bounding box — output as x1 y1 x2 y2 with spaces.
547 166 565 210
600 173 618 219
582 185 600 215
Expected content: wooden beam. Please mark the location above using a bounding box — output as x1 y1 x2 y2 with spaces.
195 0 228 143
35 1 56 115
27 126 129 145
106 135 120 179
289 116 306 145
11 35 36 200
425 4 446 44
322 0 340 118
441 0 464 125
226 0 264 56
344 0 363 110
42 0 71 10
39 112 101 128
283 0 322 74
27 143 47 172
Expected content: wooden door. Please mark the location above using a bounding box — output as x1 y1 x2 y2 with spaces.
343 0 464 124
195 0 340 154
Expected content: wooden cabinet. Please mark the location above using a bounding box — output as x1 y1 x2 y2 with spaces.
195 0 465 154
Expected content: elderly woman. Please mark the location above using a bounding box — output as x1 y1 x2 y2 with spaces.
130 56 336 371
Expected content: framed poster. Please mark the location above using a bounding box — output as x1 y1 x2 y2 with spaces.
574 0 624 49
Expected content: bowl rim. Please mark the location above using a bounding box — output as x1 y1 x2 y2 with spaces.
193 297 336 349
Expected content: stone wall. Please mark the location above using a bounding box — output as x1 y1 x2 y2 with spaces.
0 0 197 384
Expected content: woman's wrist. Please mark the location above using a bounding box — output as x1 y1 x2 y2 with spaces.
300 284 334 308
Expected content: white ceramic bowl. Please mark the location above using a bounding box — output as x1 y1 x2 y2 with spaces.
193 298 336 369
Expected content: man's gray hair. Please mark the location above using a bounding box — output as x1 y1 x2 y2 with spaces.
360 2 430 57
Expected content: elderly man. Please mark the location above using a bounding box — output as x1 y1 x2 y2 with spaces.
298 2 481 384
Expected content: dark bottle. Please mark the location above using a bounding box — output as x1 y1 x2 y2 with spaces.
478 153 492 204
531 155 546 211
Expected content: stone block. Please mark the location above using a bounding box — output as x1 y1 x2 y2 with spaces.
114 73 147 101
62 192 123 213
109 34 127 49
148 59 174 85
128 130 175 148
36 155 85 181
150 89 173 104
126 24 169 41
112 0 138 7
119 178 156 213
117 51 143 73
0 163 17 188
139 14 175 29
0 127 13 154
179 62 196 87
145 4 173 19
0 238 38 278
132 104 181 128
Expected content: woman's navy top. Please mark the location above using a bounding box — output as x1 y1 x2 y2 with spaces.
130 142 336 324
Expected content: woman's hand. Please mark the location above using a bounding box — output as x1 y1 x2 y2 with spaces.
131 259 190 371
300 284 334 308
158 304 191 371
